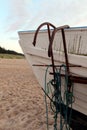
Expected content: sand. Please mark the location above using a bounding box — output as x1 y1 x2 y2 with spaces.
0 59 54 130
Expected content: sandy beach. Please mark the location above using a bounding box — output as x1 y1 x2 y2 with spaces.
0 59 54 130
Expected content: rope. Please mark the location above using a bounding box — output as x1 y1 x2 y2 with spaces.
43 64 75 130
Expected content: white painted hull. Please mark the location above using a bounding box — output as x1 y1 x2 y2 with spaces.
18 27 87 116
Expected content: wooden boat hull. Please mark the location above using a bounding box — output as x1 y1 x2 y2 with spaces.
18 27 87 116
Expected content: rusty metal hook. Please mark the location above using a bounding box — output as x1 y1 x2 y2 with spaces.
32 22 56 80
32 22 56 46
48 25 69 57
47 25 69 83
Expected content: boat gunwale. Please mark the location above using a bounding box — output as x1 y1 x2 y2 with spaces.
18 26 87 34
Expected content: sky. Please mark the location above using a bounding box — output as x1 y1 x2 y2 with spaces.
0 0 87 53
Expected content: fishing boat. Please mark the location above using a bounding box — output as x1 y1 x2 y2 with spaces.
18 22 87 129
